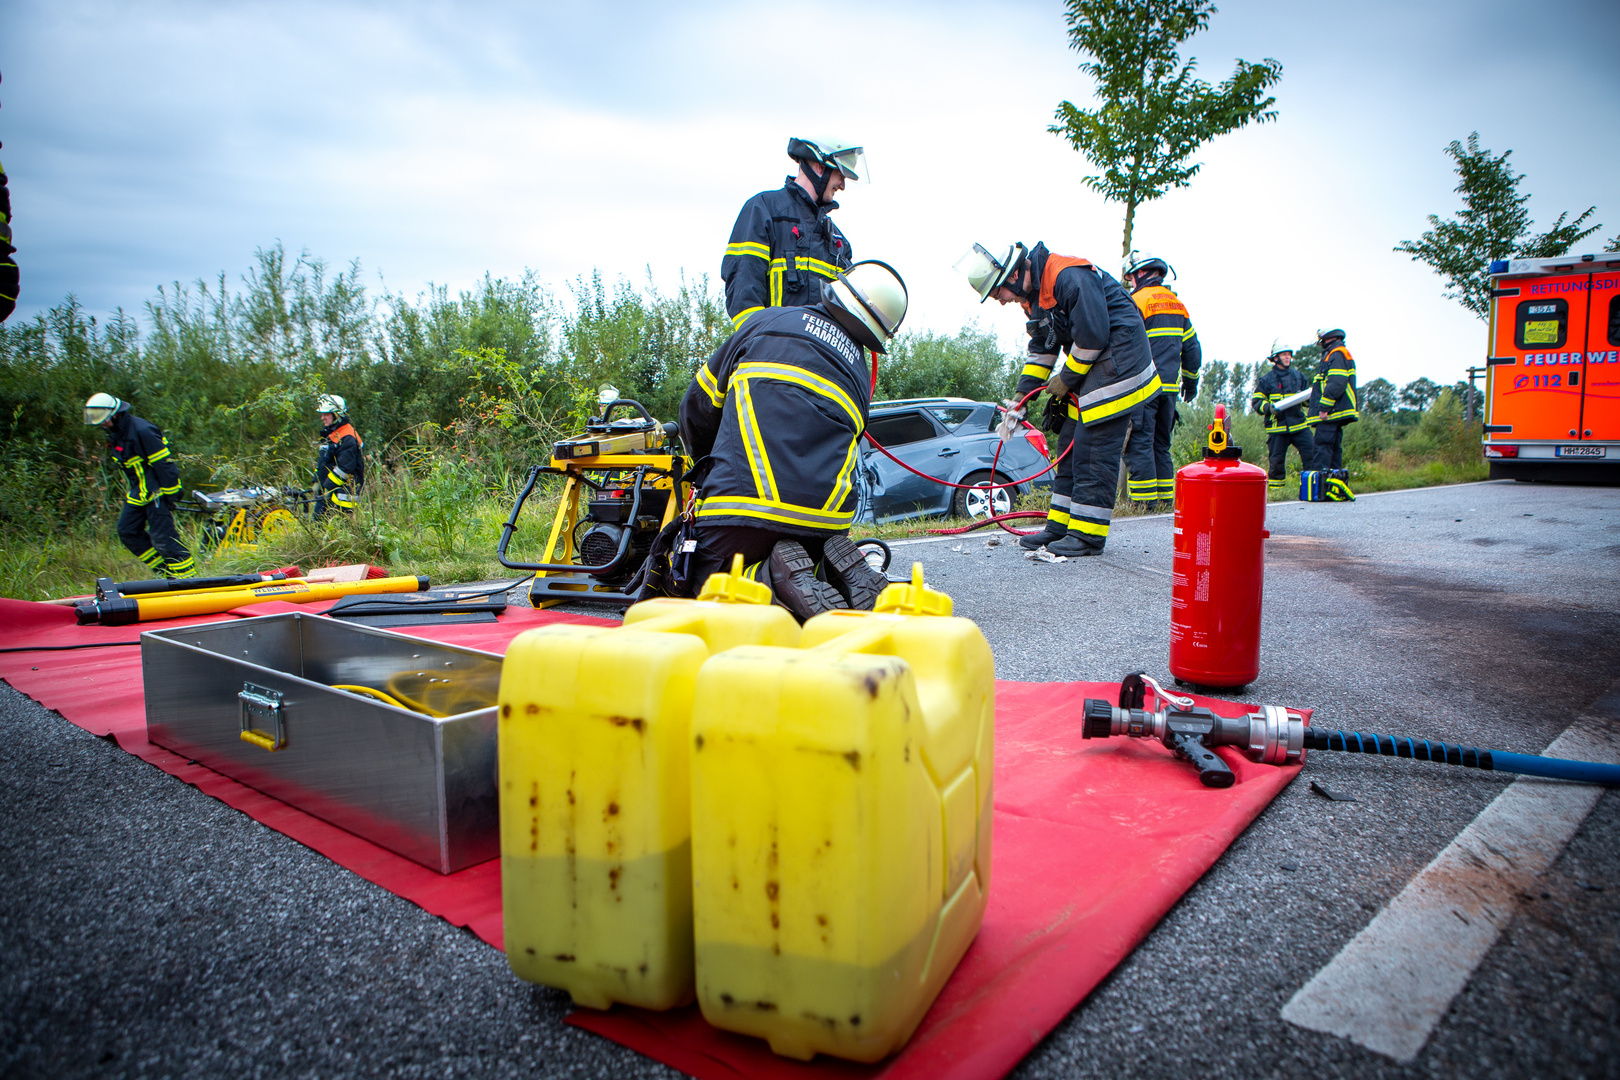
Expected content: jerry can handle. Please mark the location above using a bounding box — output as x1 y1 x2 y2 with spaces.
239 683 285 751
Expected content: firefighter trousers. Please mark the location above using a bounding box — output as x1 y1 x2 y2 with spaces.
1123 394 1176 503
1267 429 1316 492
690 523 835 597
1057 411 1129 554
1312 422 1346 471
117 496 195 578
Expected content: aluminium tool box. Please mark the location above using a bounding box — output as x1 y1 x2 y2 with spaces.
141 612 503 874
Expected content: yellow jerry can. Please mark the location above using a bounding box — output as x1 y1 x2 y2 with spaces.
690 566 994 1062
498 561 799 1009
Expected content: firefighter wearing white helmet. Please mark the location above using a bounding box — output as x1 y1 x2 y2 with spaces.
957 240 1160 557
1120 249 1202 510
314 393 365 516
679 260 905 621
719 137 865 331
83 392 196 578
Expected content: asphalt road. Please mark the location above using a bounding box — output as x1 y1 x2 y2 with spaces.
3 479 1617 1079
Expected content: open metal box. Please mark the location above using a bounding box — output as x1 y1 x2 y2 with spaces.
141 612 503 874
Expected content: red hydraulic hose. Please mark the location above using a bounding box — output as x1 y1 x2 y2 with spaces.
862 357 1064 536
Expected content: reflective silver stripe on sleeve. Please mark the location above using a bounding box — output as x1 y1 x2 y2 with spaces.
1068 502 1114 521
1075 361 1156 409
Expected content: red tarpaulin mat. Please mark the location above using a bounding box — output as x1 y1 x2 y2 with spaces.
0 597 1304 1080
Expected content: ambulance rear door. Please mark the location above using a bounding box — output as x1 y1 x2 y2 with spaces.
1487 269 1591 442
1582 269 1620 441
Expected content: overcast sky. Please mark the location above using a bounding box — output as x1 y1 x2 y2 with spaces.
3 0 1617 389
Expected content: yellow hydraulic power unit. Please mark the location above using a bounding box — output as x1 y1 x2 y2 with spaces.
75 575 429 626
496 393 689 609
497 559 799 1010
496 562 994 1064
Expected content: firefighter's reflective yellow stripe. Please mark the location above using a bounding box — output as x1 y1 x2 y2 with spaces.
156 481 182 497
332 493 357 508
732 378 779 502
694 496 855 531
146 446 171 464
731 306 764 330
766 255 844 306
1067 519 1110 537
696 362 725 406
733 362 862 431
124 456 150 504
1127 478 1157 499
1021 361 1054 379
1064 353 1093 377
823 438 861 513
327 470 346 487
1145 326 1184 339
137 548 163 567
1047 507 1071 525
1069 369 1162 424
726 241 770 261
1182 326 1197 340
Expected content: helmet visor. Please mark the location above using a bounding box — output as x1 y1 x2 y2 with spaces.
954 244 1011 302
84 405 117 425
825 146 868 183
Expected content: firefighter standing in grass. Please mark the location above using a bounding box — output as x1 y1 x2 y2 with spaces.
1250 344 1314 494
83 393 196 578
1308 328 1359 470
720 138 863 331
958 241 1160 557
1120 252 1200 510
680 261 904 621
314 394 364 516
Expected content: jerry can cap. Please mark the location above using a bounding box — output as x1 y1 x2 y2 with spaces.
873 562 953 617
697 553 773 606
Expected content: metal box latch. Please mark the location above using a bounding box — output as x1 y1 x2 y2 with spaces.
239 683 286 751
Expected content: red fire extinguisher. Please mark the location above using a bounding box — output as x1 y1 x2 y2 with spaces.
1169 405 1270 689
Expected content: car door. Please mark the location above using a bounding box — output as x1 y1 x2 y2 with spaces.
862 410 954 520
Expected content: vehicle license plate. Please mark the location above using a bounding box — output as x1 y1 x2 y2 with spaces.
1555 445 1607 458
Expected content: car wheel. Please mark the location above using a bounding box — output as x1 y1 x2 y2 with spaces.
952 472 1013 520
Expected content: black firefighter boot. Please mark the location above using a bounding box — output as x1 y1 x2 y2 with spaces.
1047 531 1105 557
819 535 889 611
1018 520 1067 550
766 540 848 622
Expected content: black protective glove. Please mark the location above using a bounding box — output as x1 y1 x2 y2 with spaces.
1180 375 1198 403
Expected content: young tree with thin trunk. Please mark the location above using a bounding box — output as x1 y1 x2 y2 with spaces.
1049 0 1282 263
1394 133 1601 319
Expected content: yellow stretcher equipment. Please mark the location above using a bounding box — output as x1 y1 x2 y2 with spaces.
497 559 799 1010
496 395 689 610
497 561 994 1064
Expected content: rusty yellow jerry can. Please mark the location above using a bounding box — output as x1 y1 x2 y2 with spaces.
689 566 994 1062
498 560 798 1009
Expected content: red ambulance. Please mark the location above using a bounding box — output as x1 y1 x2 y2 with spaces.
1483 253 1620 480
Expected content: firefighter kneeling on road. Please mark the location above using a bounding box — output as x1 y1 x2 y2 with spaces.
314 394 364 516
678 260 903 621
84 393 196 579
1250 344 1314 494
957 241 1160 557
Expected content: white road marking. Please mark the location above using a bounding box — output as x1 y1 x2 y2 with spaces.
1280 713 1620 1063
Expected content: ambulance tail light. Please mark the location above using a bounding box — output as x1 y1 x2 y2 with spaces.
1484 445 1518 459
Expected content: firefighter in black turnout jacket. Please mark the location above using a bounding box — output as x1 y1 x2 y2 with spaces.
720 138 863 331
1250 345 1314 493
1308 328 1359 470
84 393 196 578
314 394 365 516
958 242 1160 557
680 261 905 621
1120 252 1200 508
